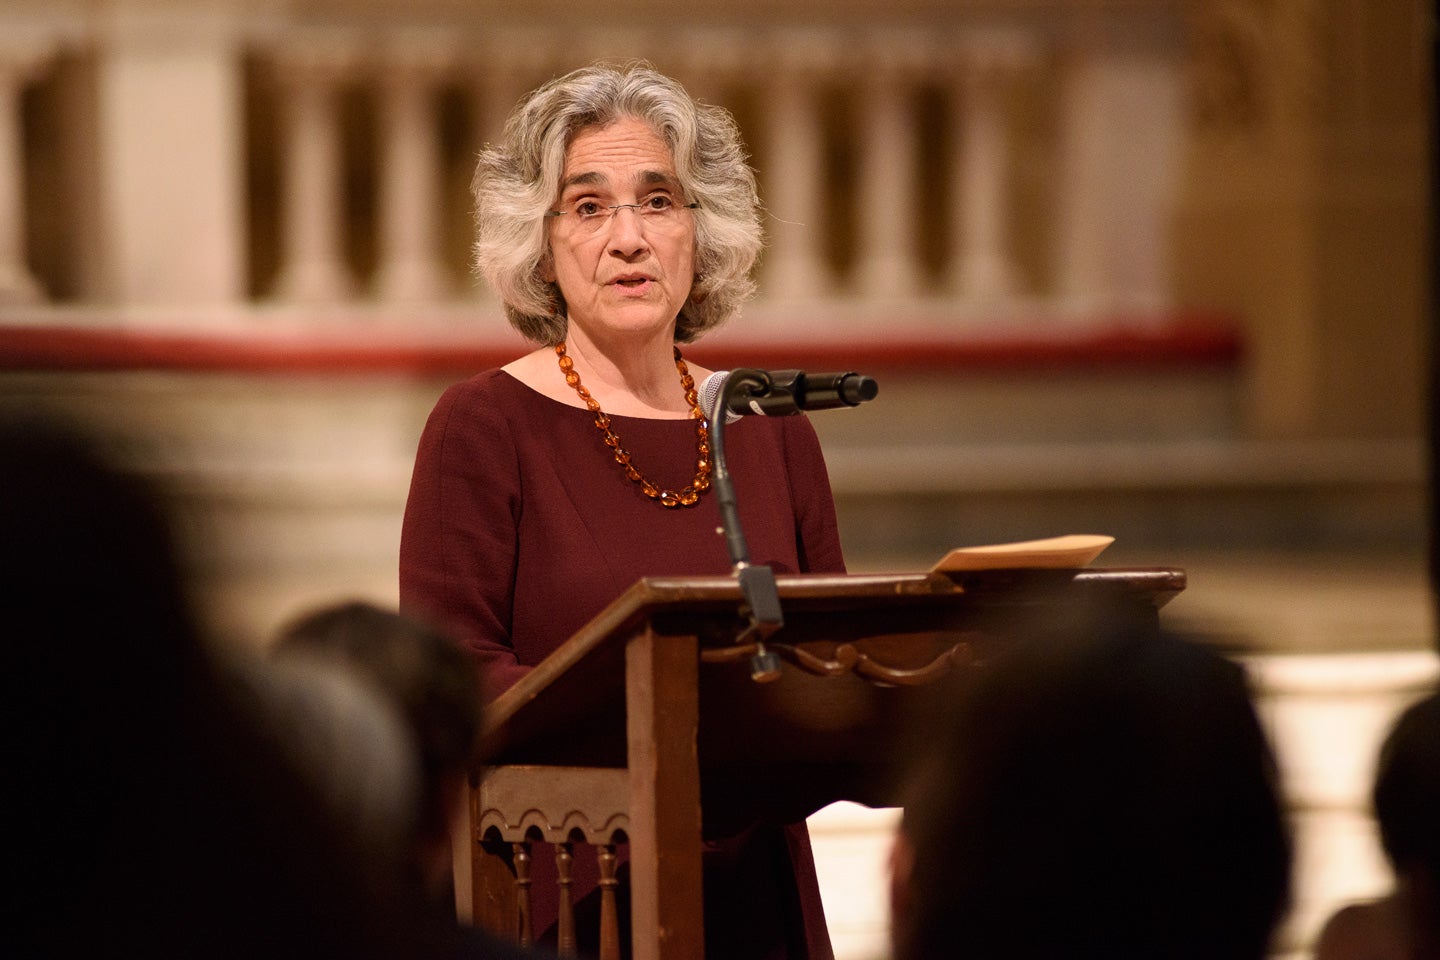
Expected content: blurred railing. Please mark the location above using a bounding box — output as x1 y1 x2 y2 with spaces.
1 1 1190 333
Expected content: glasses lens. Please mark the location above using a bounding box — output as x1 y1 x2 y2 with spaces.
558 199 692 235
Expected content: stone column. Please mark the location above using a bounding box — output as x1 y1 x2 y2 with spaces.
374 39 453 302
271 41 356 304
96 1 248 307
759 36 833 301
0 43 53 304
949 35 1032 303
1054 19 1185 316
462 52 549 303
674 34 744 115
472 65 521 151
853 56 924 298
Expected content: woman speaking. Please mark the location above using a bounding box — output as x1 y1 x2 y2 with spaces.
400 61 844 959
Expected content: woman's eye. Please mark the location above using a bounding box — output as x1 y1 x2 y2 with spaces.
644 195 674 212
575 201 603 217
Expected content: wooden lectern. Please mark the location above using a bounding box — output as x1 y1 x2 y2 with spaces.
467 567 1185 960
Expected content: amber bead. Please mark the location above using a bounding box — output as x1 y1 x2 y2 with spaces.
554 341 713 509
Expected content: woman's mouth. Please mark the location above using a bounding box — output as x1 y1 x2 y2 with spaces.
612 275 654 293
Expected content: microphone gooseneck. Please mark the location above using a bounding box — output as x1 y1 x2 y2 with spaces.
702 370 772 568
703 369 784 681
701 364 879 682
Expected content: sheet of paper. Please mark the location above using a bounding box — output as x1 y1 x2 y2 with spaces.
930 534 1115 572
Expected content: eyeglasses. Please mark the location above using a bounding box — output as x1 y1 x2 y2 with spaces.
546 195 699 236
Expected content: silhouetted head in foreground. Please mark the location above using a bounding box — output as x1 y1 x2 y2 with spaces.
891 623 1292 960
273 599 484 901
0 416 451 958
1374 690 1440 959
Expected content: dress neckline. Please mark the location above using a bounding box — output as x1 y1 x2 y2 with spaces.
496 368 703 423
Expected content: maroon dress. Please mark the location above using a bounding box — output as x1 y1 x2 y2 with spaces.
400 369 844 960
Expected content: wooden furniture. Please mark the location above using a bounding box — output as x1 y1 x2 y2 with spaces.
467 567 1185 960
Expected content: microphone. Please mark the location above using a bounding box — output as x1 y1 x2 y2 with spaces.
699 368 879 420
700 366 875 681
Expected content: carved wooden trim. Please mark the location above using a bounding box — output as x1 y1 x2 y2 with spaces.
700 636 977 684
476 765 630 845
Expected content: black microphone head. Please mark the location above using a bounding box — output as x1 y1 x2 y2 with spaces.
790 371 879 409
842 374 879 405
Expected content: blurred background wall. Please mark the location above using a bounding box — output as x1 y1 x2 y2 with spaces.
0 1 1433 957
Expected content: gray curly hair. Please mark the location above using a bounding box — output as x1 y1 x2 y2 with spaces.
471 61 764 345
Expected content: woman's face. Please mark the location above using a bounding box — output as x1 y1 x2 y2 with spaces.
543 117 696 345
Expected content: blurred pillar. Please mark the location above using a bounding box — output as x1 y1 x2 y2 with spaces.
271 41 355 304
0 44 53 305
760 38 832 301
1054 17 1185 317
469 45 544 150
97 1 247 307
464 53 534 303
854 56 923 298
374 38 453 303
673 36 741 111
949 36 1031 303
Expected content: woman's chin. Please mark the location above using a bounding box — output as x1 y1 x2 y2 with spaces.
571 303 683 340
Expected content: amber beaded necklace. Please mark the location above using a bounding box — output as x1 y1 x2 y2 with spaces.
555 342 712 509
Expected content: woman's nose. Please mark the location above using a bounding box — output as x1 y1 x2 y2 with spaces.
606 205 650 256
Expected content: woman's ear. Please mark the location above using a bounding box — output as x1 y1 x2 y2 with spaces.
539 254 556 284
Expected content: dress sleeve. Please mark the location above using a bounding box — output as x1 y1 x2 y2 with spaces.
399 379 531 695
782 416 847 575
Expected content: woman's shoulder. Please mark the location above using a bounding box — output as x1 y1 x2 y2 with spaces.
430 367 558 421
720 415 832 508
412 371 541 489
419 369 541 454
436 367 521 404
744 411 825 459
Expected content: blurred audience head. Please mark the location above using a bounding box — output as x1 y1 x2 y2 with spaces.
271 599 484 900
0 415 448 958
1373 689 1440 957
890 618 1292 960
3 415 199 947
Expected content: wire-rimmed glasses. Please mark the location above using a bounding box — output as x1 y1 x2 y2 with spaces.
546 195 700 237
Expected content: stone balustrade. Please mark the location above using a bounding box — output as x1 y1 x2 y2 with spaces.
0 2 1188 327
